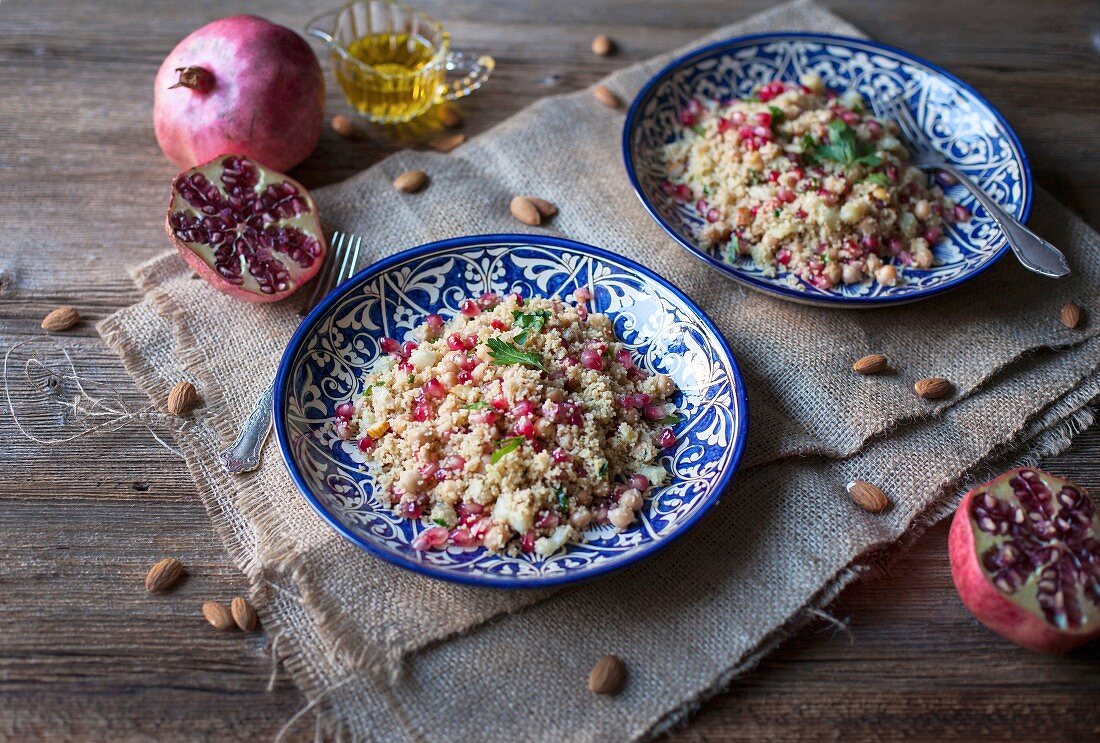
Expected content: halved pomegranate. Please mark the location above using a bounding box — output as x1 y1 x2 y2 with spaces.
949 467 1100 653
165 154 326 302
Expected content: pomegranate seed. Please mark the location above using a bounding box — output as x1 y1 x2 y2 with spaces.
795 209 807 220
412 525 450 551
673 184 692 202
379 337 401 354
752 125 771 138
413 402 432 421
789 168 804 181
478 292 499 308
629 474 650 491
520 530 536 553
840 110 860 126
644 404 665 421
419 461 439 478
335 402 355 419
490 319 507 330
615 349 633 368
513 400 534 417
443 455 466 471
755 111 772 128
568 411 583 426
580 348 604 370
511 292 524 306
717 117 733 135
767 170 780 182
464 334 478 350
576 305 588 321
695 198 708 214
679 109 696 127
446 333 464 350
924 226 942 243
776 187 795 204
777 249 792 266
460 299 480 317
515 417 535 438
425 313 444 332
535 511 560 529
738 125 754 140
552 447 573 463
656 427 675 448
729 110 746 125
423 378 447 399
399 500 422 519
490 396 509 411
706 207 722 223
470 517 492 538
402 341 418 356
458 354 477 371
660 180 675 195
861 234 880 250
456 370 471 383
450 528 477 547
575 287 592 302
953 205 971 223
472 409 498 425
456 501 484 519
886 237 905 255
867 120 883 138
564 355 578 367
357 436 374 452
886 165 898 182
898 250 913 266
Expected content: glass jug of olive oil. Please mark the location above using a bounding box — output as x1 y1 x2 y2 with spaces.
307 1 495 124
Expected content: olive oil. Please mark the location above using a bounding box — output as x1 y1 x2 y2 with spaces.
335 32 442 123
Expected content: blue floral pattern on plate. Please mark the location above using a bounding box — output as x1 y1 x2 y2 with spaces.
274 235 749 588
623 32 1033 307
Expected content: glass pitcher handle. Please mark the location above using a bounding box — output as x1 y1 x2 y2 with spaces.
438 51 495 102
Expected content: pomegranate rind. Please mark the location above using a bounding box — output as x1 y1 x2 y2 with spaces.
949 467 1100 654
165 155 327 303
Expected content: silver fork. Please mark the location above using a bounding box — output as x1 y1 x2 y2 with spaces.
219 232 363 474
871 95 1069 278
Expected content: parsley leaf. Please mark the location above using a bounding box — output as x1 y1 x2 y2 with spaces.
863 172 889 186
744 94 760 103
463 401 490 410
511 309 551 345
768 106 784 126
556 489 568 514
657 413 683 426
774 208 783 218
406 374 415 384
432 518 448 527
693 124 706 136
727 235 740 264
816 119 881 168
485 337 545 370
598 462 607 478
491 436 525 464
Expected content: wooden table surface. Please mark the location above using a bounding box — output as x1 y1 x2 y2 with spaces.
2 0 1098 739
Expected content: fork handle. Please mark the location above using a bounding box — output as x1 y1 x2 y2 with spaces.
939 163 1070 278
219 379 275 474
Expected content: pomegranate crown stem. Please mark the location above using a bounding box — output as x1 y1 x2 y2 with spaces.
169 66 214 93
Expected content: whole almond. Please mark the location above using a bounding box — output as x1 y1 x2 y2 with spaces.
166 381 200 416
331 114 356 139
593 84 622 109
230 597 258 631
202 601 235 630
914 376 952 400
1061 302 1082 329
438 106 463 129
144 557 184 592
852 354 887 375
41 306 80 332
846 480 889 513
588 654 626 695
526 196 558 218
591 34 614 56
393 170 428 193
510 196 542 226
430 133 466 153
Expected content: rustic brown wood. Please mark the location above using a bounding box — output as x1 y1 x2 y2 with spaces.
1 0 1098 739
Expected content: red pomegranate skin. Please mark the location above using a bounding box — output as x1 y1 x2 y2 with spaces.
153 15 324 172
949 467 1100 654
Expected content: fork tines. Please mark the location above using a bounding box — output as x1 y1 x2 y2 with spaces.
299 231 362 316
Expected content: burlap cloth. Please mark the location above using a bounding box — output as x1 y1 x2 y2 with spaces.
98 1 1100 739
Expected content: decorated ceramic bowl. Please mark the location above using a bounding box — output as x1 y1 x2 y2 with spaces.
274 235 749 588
623 32 1033 307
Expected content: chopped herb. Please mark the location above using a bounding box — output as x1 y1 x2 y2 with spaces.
693 124 706 136
491 436 525 464
815 119 881 168
774 208 783 218
406 374 415 384
485 337 545 370
432 518 448 527
863 172 889 187
701 185 710 197
361 383 375 398
851 101 864 114
556 489 568 514
598 462 607 478
511 309 551 344
727 235 740 263
768 105 785 125
657 413 683 426
463 401 490 410
744 94 760 103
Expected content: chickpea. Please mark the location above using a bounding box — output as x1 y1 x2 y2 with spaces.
618 488 643 511
440 371 459 388
654 374 675 397
535 419 556 438
546 387 565 403
875 264 897 286
744 151 764 171
842 262 864 285
823 262 842 286
913 199 932 220
483 525 509 552
570 507 593 530
608 505 635 530
397 469 421 493
439 359 459 375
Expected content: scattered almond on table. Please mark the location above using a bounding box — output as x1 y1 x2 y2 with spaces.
847 480 889 513
526 196 558 219
510 195 543 226
393 169 428 193
852 354 887 375
202 600 235 630
593 84 622 109
437 106 463 129
914 376 952 400
166 380 200 416
429 133 466 153
588 654 626 695
1061 302 1082 329
331 114 356 139
144 557 184 592
591 34 614 56
231 597 258 631
41 306 80 332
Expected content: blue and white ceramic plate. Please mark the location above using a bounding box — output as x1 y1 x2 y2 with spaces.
274 235 749 588
623 32 1033 307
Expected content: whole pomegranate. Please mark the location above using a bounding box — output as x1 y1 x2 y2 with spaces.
949 467 1100 653
166 155 327 302
153 15 324 172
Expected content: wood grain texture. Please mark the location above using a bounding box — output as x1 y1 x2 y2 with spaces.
1 0 1098 739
